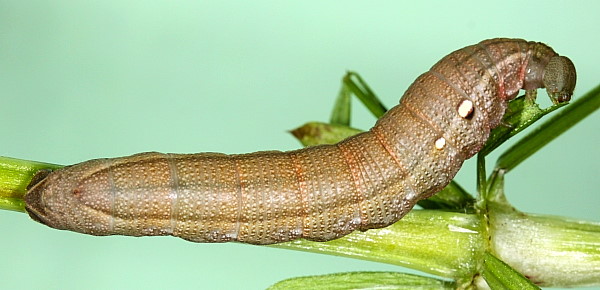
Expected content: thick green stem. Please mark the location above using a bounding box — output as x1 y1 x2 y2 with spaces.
0 156 62 212
272 210 485 285
488 202 600 287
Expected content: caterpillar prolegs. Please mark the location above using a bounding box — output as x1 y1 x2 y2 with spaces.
25 38 576 245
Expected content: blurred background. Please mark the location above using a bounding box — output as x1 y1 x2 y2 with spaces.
1 1 598 289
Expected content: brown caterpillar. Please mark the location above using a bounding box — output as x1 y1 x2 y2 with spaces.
25 38 576 245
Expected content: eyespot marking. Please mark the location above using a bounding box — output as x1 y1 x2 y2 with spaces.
457 99 474 119
435 137 446 150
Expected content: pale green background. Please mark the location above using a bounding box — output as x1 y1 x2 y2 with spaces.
1 1 598 289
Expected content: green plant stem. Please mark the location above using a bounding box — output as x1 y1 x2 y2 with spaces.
0 156 62 212
488 202 600 288
476 153 487 200
271 210 485 284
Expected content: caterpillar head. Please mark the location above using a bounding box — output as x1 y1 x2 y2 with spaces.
543 56 577 104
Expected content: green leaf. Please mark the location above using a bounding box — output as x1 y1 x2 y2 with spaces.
289 122 363 146
342 71 388 119
496 84 600 172
330 71 388 125
482 252 540 290
330 78 352 126
480 92 567 157
417 181 475 212
268 272 455 290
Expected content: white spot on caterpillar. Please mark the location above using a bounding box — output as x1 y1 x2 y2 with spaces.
457 99 474 119
435 137 446 150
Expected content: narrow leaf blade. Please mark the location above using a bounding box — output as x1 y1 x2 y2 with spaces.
343 71 388 118
496 84 600 172
482 252 540 290
290 122 362 146
418 181 475 212
480 93 566 156
268 271 455 290
329 80 352 126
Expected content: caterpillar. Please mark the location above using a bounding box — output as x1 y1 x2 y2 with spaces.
24 38 576 245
